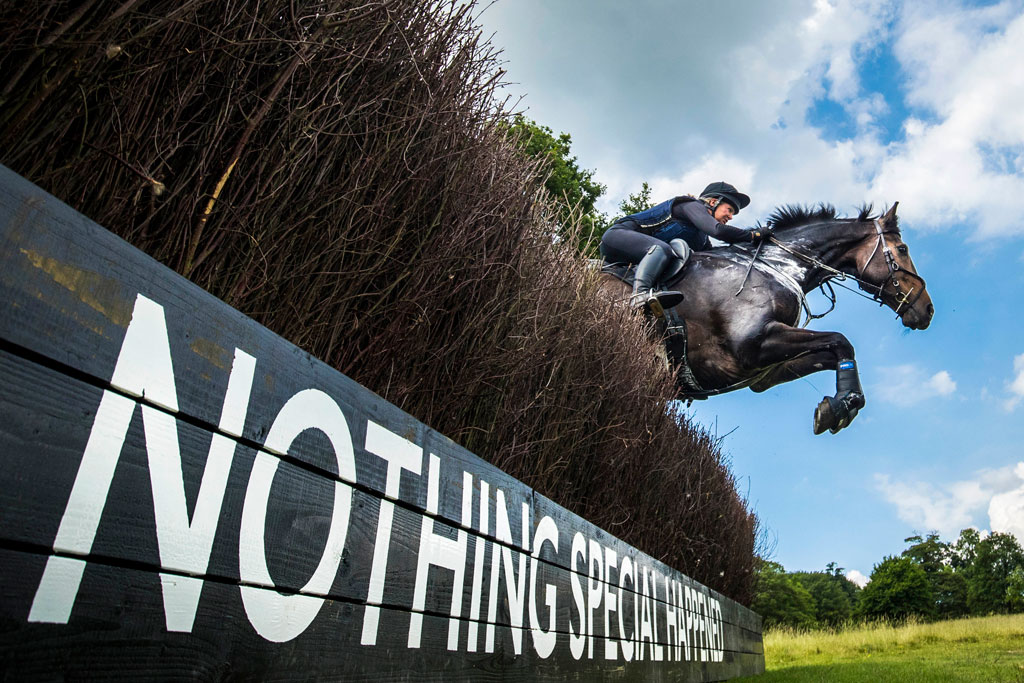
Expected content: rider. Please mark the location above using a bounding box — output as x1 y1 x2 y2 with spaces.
600 181 772 313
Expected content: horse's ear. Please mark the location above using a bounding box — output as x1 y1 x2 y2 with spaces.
882 201 899 226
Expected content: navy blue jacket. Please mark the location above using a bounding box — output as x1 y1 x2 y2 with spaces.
617 196 751 251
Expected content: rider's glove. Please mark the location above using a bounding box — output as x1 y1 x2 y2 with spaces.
750 226 774 244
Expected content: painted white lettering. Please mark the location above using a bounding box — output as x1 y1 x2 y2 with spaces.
156 347 256 632
651 570 663 662
617 556 635 662
30 295 254 633
359 421 422 645
586 538 603 659
466 479 489 652
638 567 653 661
408 459 471 650
699 591 708 662
685 586 698 661
634 566 640 654
677 581 690 661
712 598 723 662
707 593 715 661
603 546 618 661
485 491 529 654
239 389 355 643
568 532 586 660
529 515 559 659
664 577 677 662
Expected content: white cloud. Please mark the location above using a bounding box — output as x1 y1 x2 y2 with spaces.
875 463 1024 538
734 0 1024 235
874 364 957 406
686 1 1024 236
1003 353 1024 411
846 569 870 587
645 154 757 211
927 371 957 397
869 3 1024 236
481 0 1024 237
876 474 990 537
989 463 1024 543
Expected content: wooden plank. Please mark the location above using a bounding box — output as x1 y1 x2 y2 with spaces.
0 349 761 660
529 488 763 635
0 546 755 681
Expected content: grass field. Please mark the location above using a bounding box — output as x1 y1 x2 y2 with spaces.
735 614 1024 682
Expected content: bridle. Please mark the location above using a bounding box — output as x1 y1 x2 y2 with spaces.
856 218 927 316
764 218 927 319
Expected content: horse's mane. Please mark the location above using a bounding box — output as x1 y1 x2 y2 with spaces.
765 203 881 231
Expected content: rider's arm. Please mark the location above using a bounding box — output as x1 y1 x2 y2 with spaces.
675 200 753 243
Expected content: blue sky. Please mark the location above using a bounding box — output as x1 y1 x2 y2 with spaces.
476 0 1024 585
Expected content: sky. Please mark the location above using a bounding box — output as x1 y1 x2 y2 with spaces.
476 0 1024 586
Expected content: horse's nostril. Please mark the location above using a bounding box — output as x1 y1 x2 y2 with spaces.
927 303 935 316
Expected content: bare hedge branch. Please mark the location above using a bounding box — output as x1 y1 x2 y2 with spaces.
0 0 762 603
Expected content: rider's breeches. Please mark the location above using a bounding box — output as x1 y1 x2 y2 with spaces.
599 223 672 265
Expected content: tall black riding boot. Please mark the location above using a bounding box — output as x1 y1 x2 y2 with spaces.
631 246 684 317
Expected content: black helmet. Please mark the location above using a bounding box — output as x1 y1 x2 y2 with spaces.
700 181 750 213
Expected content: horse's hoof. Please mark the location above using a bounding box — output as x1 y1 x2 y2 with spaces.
813 396 837 435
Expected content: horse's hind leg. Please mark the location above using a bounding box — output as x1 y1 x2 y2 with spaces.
752 323 865 434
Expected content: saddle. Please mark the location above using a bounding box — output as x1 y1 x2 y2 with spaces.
600 239 690 288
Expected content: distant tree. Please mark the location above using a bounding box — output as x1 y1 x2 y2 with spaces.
902 533 949 574
966 532 1024 615
902 532 959 617
826 562 861 609
503 114 607 255
792 571 854 627
949 528 981 572
933 566 969 619
751 560 817 630
616 181 654 216
1006 566 1024 613
857 555 934 622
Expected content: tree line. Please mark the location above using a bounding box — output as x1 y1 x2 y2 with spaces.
502 115 655 255
753 529 1024 629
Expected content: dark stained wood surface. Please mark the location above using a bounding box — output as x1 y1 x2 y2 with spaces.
0 164 763 680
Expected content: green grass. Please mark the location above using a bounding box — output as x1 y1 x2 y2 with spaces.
735 614 1024 682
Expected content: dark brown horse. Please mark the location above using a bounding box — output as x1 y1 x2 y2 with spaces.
602 202 934 434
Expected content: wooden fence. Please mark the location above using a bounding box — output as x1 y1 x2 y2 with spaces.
0 165 763 681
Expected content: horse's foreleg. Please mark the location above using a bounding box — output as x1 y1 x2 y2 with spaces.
748 350 837 392
753 323 865 435
814 358 865 435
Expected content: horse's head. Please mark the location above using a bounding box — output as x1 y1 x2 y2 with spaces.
852 203 934 330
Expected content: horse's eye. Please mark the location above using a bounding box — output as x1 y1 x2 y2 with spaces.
897 244 909 255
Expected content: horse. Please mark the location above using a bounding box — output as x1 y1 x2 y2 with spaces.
601 202 934 434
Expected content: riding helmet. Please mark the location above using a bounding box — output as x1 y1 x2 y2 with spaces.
700 181 751 213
